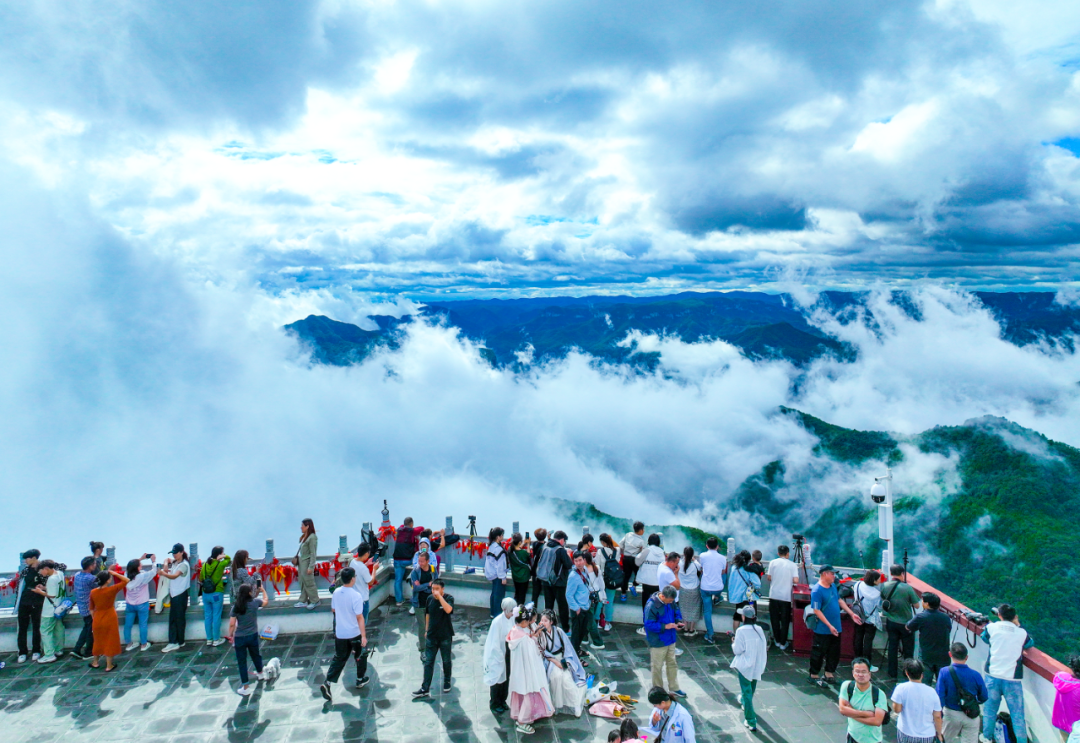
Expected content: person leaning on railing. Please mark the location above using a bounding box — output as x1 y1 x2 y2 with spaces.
980 604 1033 743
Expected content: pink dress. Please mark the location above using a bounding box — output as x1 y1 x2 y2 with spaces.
1053 673 1080 732
507 626 554 725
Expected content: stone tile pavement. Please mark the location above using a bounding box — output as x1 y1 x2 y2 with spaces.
0 602 892 743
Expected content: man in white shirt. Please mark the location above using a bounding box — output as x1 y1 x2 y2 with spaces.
657 552 681 595
349 544 373 622
892 659 943 743
320 567 369 701
765 544 799 650
699 537 727 645
980 604 1033 743
620 521 647 601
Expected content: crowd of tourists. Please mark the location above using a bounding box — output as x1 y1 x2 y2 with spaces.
7 517 1073 743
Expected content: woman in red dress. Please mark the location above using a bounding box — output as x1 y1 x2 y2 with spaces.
90 569 130 671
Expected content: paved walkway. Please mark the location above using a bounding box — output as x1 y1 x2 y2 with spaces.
0 603 878 743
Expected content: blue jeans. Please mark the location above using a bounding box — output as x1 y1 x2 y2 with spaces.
701 589 722 639
203 592 224 641
394 560 412 604
124 602 150 645
234 633 263 685
983 676 1026 743
490 580 506 618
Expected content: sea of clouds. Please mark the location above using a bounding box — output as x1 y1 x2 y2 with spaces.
4 160 1080 565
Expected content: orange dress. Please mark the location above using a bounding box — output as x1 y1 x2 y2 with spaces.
90 581 127 657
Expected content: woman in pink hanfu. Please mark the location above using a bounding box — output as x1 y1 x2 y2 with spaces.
507 604 554 735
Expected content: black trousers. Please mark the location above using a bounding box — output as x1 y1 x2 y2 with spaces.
544 584 570 632
809 632 841 676
533 579 546 609
489 645 511 709
569 608 592 654
853 622 877 663
73 614 94 655
168 590 189 645
17 600 43 656
885 619 914 678
422 635 453 691
769 599 792 645
620 556 639 594
327 636 369 683
640 584 658 611
513 581 529 606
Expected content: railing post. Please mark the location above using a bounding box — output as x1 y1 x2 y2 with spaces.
380 500 394 568
339 535 349 555
512 521 520 536
189 543 199 606
264 539 275 564
726 537 735 564
444 516 455 573
106 546 116 567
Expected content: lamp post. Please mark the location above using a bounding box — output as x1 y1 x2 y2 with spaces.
871 468 893 576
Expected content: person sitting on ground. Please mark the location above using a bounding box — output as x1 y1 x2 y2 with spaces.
644 585 686 698
731 605 767 732
937 642 988 743
507 604 554 735
839 658 889 743
615 718 640 743
643 687 697 743
892 659 944 743
484 597 518 714
536 609 588 717
906 591 952 683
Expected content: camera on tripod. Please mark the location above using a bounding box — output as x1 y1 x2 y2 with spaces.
963 610 990 625
792 534 804 542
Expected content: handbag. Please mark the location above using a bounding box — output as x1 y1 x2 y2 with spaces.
738 568 761 603
49 596 74 618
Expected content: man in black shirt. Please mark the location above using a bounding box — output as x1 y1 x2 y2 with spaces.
542 531 573 632
906 591 952 684
414 580 455 697
16 549 46 662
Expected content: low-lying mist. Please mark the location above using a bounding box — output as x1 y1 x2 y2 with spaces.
4 162 1080 567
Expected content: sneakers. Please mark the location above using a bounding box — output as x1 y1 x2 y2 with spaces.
412 688 430 698
71 651 90 660
675 648 684 656
17 655 26 664
126 642 140 652
517 723 535 734
356 676 370 688
442 680 452 693
162 644 180 653
37 654 57 664
743 720 757 732
306 601 320 610
703 636 715 645
630 586 638 597
409 606 415 615
31 653 40 661
808 676 827 688
140 643 151 652
237 683 253 697
671 689 687 698
620 594 627 603
591 643 606 650
212 639 227 647
320 682 332 701
294 602 309 609
636 627 647 636
255 671 267 681
603 624 612 632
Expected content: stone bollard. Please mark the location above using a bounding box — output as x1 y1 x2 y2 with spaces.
189 543 199 607
264 539 275 564
582 526 590 537
339 535 349 555
512 521 519 535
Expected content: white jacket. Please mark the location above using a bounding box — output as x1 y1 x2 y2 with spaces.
636 545 665 586
621 532 646 558
731 623 768 681
484 543 508 581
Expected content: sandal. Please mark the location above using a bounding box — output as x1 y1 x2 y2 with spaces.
89 663 100 669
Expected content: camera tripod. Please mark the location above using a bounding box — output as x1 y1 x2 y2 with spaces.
792 534 810 585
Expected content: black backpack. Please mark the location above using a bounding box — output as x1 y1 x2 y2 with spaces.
201 560 223 595
602 548 624 589
949 667 982 719
846 681 891 727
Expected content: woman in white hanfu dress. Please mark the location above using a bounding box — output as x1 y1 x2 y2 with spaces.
536 609 588 717
507 605 554 735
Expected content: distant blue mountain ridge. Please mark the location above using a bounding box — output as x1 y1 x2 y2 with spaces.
283 290 1080 369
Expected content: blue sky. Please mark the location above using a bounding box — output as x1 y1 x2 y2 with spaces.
3 0 1080 298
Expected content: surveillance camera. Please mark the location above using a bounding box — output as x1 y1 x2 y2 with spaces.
870 482 887 504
